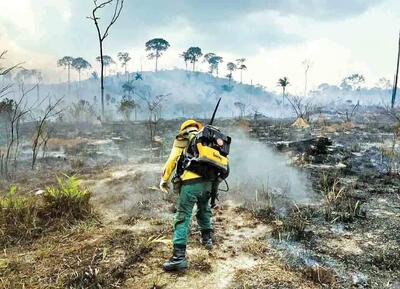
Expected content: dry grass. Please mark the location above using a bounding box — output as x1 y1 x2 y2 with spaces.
229 261 320 289
0 224 171 289
320 173 363 222
271 204 314 241
189 249 212 272
370 244 400 270
0 185 41 243
0 221 101 289
47 137 88 148
241 237 270 257
302 265 337 286
320 122 354 133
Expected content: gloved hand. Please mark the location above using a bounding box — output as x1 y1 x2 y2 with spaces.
159 179 169 194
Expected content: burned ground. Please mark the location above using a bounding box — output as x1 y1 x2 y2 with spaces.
1 114 399 289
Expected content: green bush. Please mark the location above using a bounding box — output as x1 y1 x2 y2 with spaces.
0 185 40 241
43 175 92 220
0 175 93 245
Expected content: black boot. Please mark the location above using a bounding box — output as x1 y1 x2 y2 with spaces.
163 244 188 271
201 230 213 250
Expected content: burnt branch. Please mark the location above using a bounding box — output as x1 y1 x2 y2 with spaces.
286 95 316 121
31 97 63 170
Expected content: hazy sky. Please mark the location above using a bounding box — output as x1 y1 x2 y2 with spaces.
0 0 399 92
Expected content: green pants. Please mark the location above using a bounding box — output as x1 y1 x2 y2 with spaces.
173 181 213 246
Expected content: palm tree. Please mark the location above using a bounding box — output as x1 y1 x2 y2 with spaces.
118 97 139 121
117 52 131 77
236 58 247 83
122 80 135 97
278 77 290 105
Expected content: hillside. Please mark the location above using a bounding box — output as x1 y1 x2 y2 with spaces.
40 69 277 120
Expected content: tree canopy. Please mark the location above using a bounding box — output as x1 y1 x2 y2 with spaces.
96 55 115 67
145 38 170 59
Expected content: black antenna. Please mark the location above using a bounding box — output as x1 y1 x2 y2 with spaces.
209 97 221 125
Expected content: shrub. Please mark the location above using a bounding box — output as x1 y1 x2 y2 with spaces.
43 175 92 220
0 185 40 242
322 178 363 222
1 175 94 245
271 204 317 241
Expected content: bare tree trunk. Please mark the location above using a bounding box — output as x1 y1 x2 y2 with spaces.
0 152 4 176
68 64 71 91
90 0 124 118
13 119 20 171
304 70 308 97
100 42 105 117
392 32 400 108
37 84 40 102
5 121 14 176
77 70 81 99
240 69 243 83
155 55 158 72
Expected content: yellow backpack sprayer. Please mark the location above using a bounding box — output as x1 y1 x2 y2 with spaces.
178 97 231 206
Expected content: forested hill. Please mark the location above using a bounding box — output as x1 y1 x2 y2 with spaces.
40 69 277 119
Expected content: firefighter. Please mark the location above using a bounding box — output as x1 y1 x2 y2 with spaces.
160 119 214 271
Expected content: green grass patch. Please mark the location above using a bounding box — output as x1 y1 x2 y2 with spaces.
43 175 92 220
0 175 94 245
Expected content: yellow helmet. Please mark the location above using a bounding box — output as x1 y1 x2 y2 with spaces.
179 119 202 132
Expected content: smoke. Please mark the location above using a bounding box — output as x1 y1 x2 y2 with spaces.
227 131 312 203
15 69 392 123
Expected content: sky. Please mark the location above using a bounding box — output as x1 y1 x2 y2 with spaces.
0 0 399 93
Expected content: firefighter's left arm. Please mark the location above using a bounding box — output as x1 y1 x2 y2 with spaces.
161 138 187 182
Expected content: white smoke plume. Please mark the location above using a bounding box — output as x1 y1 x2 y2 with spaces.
227 131 312 203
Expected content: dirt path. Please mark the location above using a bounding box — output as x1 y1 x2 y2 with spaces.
121 199 318 289
200 204 268 288
163 201 269 289
84 163 319 289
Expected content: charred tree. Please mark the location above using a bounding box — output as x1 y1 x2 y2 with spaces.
0 84 36 178
89 0 124 118
31 98 62 170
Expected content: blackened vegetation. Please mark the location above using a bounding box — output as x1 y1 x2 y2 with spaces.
271 205 317 242
246 118 400 287
319 171 366 223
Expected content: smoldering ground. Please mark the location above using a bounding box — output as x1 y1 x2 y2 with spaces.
88 127 314 221
227 131 312 204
